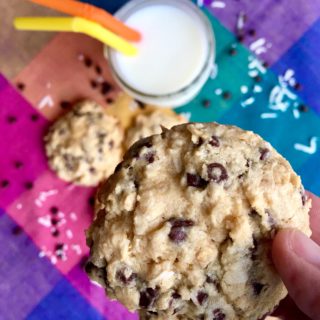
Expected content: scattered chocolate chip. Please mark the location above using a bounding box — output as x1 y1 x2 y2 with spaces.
237 34 245 42
248 28 256 36
50 206 59 215
168 227 187 243
294 82 302 91
145 152 155 164
89 167 96 174
1 179 9 188
95 65 102 74
101 81 112 95
109 140 114 149
254 75 262 83
199 315 205 320
262 61 269 68
84 56 93 67
197 291 208 305
60 101 72 109
14 161 23 169
207 163 228 183
222 91 231 100
195 137 204 147
253 282 264 295
88 196 95 207
300 189 307 206
228 47 237 56
139 287 159 308
7 115 17 123
135 100 146 109
51 218 59 226
24 181 33 190
55 243 64 251
134 180 139 189
115 162 122 173
298 104 308 112
169 218 194 228
116 269 137 285
209 136 220 147
187 173 208 189
246 159 252 168
16 82 25 91
213 308 226 320
259 148 270 161
106 98 114 104
52 229 60 237
172 292 181 299
202 99 211 108
249 209 259 217
12 226 22 235
30 114 39 122
90 80 98 89
63 154 77 171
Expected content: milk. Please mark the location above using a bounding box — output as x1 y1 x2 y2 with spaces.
107 0 214 106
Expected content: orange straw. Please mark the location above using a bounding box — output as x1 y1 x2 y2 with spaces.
28 0 141 42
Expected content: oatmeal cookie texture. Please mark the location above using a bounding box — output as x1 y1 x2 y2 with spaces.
44 100 124 186
125 109 186 149
86 122 311 320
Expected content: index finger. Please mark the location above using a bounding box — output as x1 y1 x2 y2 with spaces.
306 191 320 244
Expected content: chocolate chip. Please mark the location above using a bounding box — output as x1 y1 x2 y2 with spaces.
135 100 146 109
213 308 226 320
88 196 95 207
207 163 228 183
209 136 220 147
52 229 60 237
31 114 39 121
116 269 137 285
60 101 72 109
106 98 114 104
300 190 307 206
16 82 25 91
197 291 208 305
101 81 112 95
246 159 252 168
139 287 159 308
254 75 262 83
168 227 187 243
134 180 139 189
195 137 204 147
109 140 114 149
12 226 22 235
248 28 256 36
298 104 308 112
249 209 259 217
55 243 64 251
253 282 264 295
51 218 59 226
228 47 237 56
294 82 302 91
89 167 96 174
14 161 23 169
237 34 245 42
50 206 59 215
95 65 102 74
172 292 181 299
186 173 208 189
7 115 17 123
90 80 98 89
84 57 93 67
145 152 155 164
259 148 270 161
222 91 231 100
24 181 33 190
115 162 122 172
262 61 269 68
1 179 9 188
202 99 211 108
169 218 194 228
199 315 205 320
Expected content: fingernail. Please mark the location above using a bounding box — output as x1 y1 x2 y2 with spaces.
290 230 320 268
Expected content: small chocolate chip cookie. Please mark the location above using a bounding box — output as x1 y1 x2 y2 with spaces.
44 100 123 186
86 122 311 319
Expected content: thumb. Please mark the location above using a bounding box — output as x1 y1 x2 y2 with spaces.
272 229 320 320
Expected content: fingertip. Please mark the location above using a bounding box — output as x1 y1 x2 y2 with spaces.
272 229 294 270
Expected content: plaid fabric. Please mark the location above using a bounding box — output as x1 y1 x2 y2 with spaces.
0 1 319 319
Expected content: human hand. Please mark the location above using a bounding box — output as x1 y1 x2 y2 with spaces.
272 192 320 320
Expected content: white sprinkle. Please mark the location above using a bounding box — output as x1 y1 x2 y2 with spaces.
38 95 54 110
250 38 266 51
77 53 85 61
46 82 52 89
269 86 281 104
70 212 78 221
16 203 23 210
248 58 266 74
211 1 226 8
50 256 57 265
288 78 296 87
248 69 259 78
241 97 255 107
237 11 246 31
261 113 278 119
269 101 290 112
255 47 267 55
37 215 52 228
58 211 65 219
179 112 191 122
253 85 263 93
35 189 58 208
210 63 218 79
240 86 248 94
215 88 223 95
66 229 74 239
71 244 82 255
293 109 300 119
38 251 46 258
284 69 295 81
197 0 204 6
294 137 318 154
96 76 104 83
58 218 67 227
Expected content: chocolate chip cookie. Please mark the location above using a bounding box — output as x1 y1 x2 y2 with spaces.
125 109 186 149
44 100 123 186
86 122 311 319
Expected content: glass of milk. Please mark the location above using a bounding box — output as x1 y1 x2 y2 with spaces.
106 0 215 107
